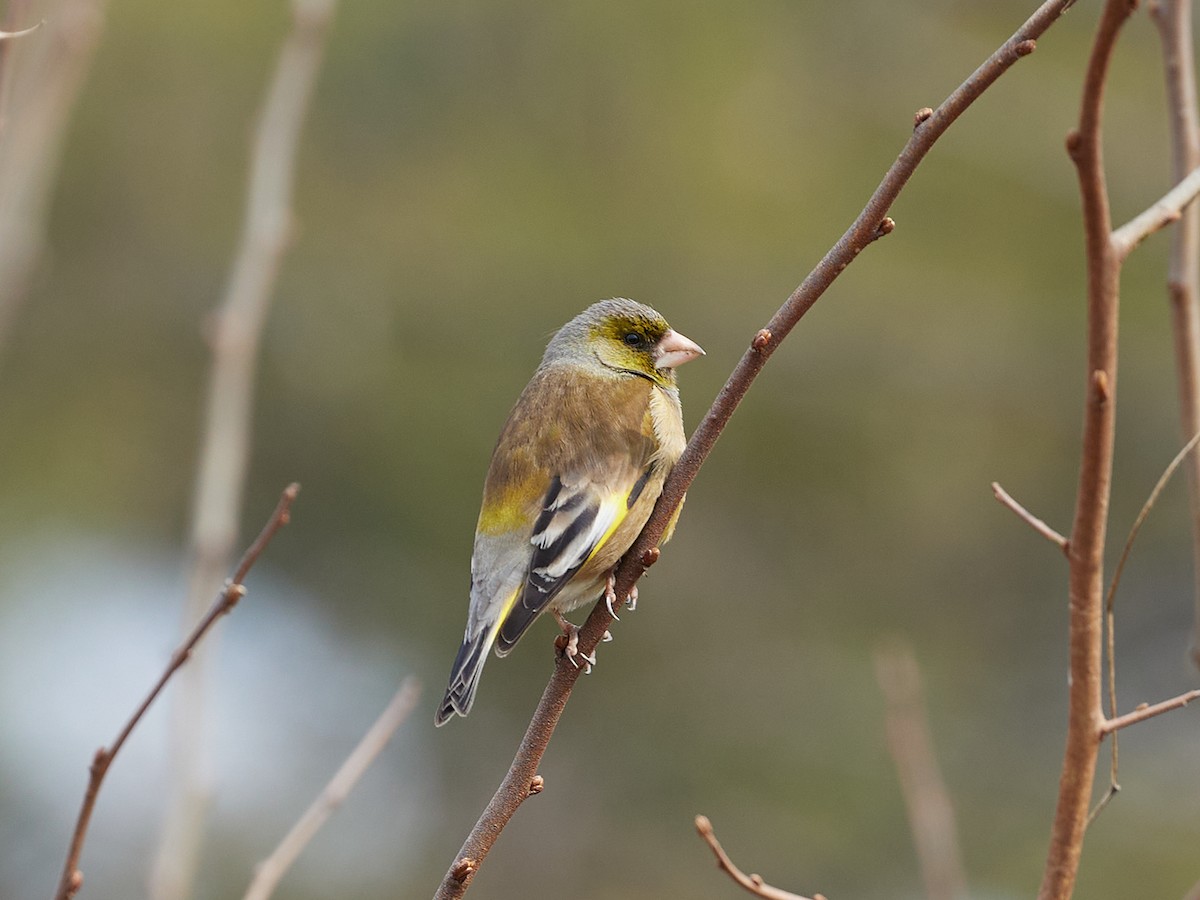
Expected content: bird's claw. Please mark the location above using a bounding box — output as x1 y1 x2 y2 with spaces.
604 573 620 620
605 573 638 616
602 630 613 643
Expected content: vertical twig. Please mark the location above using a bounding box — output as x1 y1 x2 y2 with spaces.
0 0 106 357
1150 0 1200 671
874 641 968 900
242 677 422 900
148 3 338 898
1039 1 1136 898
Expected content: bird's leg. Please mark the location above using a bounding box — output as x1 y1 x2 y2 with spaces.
552 610 597 673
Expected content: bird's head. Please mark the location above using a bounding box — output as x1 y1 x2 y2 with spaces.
548 298 704 388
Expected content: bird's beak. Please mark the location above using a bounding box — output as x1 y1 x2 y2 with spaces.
655 329 705 370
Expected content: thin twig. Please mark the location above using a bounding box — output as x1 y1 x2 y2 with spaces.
52 484 300 900
1150 0 1200 675
874 641 968 900
149 3 338 897
693 816 825 900
1040 0 1137 896
1111 163 1200 261
991 481 1070 553
1101 428 1200 801
1099 688 1200 734
243 676 422 900
433 3 1075 896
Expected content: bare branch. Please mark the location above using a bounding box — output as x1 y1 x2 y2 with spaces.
1150 0 1200 675
150 2 338 896
694 816 825 900
1040 0 1138 896
1103 428 1200 785
433 3 1076 896
53 485 299 900
1111 164 1200 261
991 481 1069 553
874 641 968 900
243 677 421 900
1100 689 1200 735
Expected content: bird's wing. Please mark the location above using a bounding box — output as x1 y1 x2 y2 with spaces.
493 463 652 655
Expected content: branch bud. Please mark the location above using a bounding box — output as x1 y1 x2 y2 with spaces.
451 858 477 882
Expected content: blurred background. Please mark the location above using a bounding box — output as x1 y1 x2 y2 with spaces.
1 0 1198 897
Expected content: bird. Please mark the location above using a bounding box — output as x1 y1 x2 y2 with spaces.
435 298 704 725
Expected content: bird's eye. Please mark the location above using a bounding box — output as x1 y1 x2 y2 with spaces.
623 331 643 347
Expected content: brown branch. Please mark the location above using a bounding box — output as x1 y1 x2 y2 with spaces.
991 481 1070 553
150 2 338 896
1111 163 1200 261
874 641 968 900
1039 0 1138 897
693 816 825 900
243 676 421 900
52 484 299 900
1150 0 1200 674
1099 688 1200 734
433 3 1075 896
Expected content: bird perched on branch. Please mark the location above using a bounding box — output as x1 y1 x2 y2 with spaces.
435 298 704 725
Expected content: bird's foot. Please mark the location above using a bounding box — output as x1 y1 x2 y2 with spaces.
604 574 639 616
553 611 582 665
553 611 599 673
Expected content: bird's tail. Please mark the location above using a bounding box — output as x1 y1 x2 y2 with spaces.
435 629 493 726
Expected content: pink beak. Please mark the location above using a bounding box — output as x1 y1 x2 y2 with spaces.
654 329 705 370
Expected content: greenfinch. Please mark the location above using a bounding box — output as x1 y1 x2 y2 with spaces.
435 298 704 725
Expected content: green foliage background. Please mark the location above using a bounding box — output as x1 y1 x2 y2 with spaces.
1 0 1198 897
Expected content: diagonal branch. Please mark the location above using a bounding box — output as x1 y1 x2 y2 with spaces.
1100 688 1200 734
433 2 1076 896
52 484 299 900
1096 429 1200 823
694 816 825 900
991 481 1070 553
1111 163 1200 260
243 676 422 900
